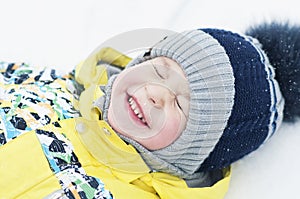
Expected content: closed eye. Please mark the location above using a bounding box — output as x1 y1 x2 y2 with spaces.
175 98 182 110
176 95 189 118
151 61 169 79
153 64 166 79
176 98 188 119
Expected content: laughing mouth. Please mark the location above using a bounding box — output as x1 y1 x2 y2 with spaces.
128 97 148 125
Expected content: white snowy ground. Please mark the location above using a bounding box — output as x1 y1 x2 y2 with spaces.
0 0 299 198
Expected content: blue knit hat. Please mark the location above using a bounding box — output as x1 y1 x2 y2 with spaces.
121 28 284 178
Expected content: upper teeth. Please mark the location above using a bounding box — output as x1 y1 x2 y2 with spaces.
129 97 146 123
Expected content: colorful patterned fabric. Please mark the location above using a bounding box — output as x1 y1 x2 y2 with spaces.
0 62 113 198
0 62 79 145
36 128 113 199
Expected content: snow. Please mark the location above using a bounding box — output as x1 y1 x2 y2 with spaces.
0 0 299 198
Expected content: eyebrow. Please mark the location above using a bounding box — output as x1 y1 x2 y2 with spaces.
160 57 171 68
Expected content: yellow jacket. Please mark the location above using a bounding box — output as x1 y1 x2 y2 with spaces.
0 48 230 199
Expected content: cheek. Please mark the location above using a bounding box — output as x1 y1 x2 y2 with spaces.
138 112 185 150
159 115 182 139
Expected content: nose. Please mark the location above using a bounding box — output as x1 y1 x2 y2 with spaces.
145 83 175 108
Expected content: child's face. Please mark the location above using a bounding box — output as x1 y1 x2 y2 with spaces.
107 57 190 150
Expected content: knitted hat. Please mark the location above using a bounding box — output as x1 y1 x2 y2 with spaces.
113 28 284 178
